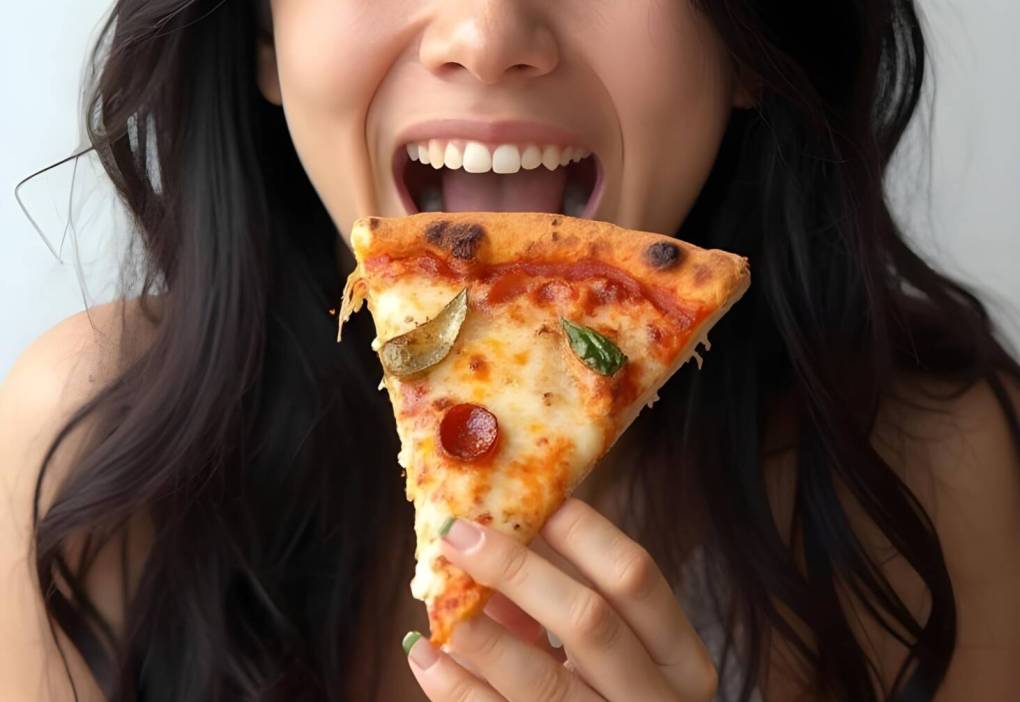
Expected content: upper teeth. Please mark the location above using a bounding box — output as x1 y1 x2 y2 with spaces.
405 140 592 175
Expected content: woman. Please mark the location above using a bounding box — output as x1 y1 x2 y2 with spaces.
2 0 1018 700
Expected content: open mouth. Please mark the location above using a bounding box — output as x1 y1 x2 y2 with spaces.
394 140 602 218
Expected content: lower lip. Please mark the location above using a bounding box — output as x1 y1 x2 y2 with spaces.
391 150 605 220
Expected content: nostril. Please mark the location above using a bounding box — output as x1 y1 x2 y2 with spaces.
438 61 536 80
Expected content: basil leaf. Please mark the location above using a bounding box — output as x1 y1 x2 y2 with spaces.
560 318 628 376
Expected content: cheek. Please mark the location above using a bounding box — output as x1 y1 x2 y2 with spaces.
592 5 735 233
271 1 415 235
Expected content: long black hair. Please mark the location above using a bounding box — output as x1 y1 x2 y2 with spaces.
31 0 1020 700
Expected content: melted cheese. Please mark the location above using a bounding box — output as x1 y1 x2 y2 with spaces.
371 283 467 342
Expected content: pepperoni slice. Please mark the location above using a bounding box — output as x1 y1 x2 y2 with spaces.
439 403 499 461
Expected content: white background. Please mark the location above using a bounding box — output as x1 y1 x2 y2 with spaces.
1 0 1018 378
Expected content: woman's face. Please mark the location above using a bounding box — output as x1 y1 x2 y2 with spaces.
259 0 747 244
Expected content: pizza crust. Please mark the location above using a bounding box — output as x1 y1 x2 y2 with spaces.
350 213 747 312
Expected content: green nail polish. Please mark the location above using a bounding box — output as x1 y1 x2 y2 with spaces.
402 631 422 656
439 516 456 537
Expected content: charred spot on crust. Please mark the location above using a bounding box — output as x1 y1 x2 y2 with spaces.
450 224 485 259
645 241 682 269
425 220 486 260
368 217 380 230
425 219 451 246
551 217 561 226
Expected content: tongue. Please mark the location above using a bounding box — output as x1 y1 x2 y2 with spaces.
442 167 568 213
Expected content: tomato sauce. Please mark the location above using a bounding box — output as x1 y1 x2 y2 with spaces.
611 361 642 411
365 253 707 334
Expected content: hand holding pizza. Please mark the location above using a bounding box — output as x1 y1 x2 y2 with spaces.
403 498 719 702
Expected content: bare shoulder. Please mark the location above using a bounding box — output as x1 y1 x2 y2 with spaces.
0 298 159 701
876 372 1019 482
873 374 1020 561
867 374 1020 698
1 299 160 502
3 296 158 410
762 373 1020 700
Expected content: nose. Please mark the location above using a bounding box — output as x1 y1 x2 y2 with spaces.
419 0 559 85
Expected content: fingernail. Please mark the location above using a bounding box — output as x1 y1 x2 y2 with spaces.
402 630 439 670
401 631 422 655
441 518 482 551
439 516 456 537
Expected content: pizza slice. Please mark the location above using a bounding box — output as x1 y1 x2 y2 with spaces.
338 212 749 645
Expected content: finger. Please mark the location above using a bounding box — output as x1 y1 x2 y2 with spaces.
440 519 675 701
483 593 568 663
542 499 718 699
403 631 505 702
483 592 544 644
448 612 603 702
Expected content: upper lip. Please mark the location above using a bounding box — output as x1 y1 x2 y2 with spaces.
394 119 590 151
